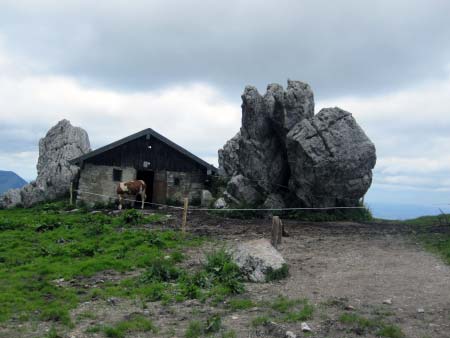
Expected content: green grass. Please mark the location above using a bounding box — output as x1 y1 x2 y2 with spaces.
339 313 404 337
185 320 204 338
228 298 255 310
377 324 405 338
103 314 157 338
283 301 314 322
269 295 303 313
184 315 222 338
251 315 270 327
0 202 202 324
392 214 450 265
374 213 450 265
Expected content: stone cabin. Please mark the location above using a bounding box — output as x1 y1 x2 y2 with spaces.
70 128 217 206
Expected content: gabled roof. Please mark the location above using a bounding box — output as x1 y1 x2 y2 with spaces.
69 128 217 172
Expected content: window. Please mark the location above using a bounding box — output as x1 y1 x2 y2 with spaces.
174 177 181 186
113 169 123 182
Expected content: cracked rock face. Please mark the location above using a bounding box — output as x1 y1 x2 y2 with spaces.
0 119 90 208
287 107 376 206
218 80 376 208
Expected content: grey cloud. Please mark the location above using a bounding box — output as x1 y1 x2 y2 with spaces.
1 0 450 99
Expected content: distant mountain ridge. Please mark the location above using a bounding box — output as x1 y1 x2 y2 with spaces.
0 170 27 194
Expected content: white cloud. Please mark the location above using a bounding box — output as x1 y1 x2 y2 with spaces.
0 45 241 180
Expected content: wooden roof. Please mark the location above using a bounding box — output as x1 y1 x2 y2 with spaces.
69 128 217 173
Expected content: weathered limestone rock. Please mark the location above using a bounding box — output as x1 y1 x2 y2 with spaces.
225 175 262 206
265 80 314 138
231 238 286 282
0 188 22 208
219 80 376 208
0 119 90 208
200 189 214 207
287 107 376 206
214 197 227 209
239 86 288 193
263 193 286 210
218 131 241 177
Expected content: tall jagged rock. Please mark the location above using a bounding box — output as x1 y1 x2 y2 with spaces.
238 86 287 193
0 119 90 208
218 80 376 208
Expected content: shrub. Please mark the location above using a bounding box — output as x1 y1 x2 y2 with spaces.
265 264 289 282
121 209 144 225
377 324 405 338
284 301 314 322
205 314 222 333
251 316 270 327
205 250 244 295
185 320 203 338
146 232 166 248
139 259 181 283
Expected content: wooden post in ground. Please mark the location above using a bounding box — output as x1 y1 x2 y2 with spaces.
181 197 189 232
271 216 282 248
69 182 73 206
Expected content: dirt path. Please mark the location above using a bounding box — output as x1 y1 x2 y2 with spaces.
177 214 449 337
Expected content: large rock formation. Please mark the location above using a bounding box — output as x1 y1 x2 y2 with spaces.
0 120 90 208
219 80 376 208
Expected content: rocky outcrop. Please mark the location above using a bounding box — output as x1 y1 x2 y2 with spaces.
287 107 376 206
231 238 287 282
218 80 376 208
0 120 90 208
0 188 22 208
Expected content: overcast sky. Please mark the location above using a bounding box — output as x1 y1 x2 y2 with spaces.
0 0 449 215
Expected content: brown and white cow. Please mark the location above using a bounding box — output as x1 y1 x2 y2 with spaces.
116 180 147 210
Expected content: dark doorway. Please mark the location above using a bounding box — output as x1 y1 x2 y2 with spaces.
136 170 154 205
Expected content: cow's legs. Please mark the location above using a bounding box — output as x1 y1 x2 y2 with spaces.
118 194 123 210
140 189 146 209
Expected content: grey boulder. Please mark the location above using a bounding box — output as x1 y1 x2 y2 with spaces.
231 238 287 282
225 175 262 206
287 107 376 206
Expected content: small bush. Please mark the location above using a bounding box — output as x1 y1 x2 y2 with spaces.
140 259 181 283
284 301 314 322
147 231 166 248
121 209 144 225
205 250 244 295
185 320 203 338
205 314 222 333
377 324 405 338
265 264 289 282
251 315 270 327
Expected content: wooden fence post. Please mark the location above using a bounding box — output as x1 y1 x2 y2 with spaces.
181 197 189 232
271 216 282 248
69 182 73 206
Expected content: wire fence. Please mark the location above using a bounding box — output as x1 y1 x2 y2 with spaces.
75 189 366 212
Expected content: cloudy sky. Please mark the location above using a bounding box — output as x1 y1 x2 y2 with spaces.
1 0 449 217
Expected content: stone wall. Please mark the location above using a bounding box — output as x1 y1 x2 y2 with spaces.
76 165 205 206
166 171 205 204
77 164 136 205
